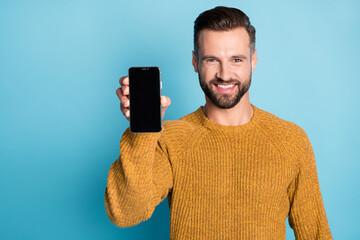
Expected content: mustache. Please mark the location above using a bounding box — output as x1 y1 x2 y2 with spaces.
209 78 241 85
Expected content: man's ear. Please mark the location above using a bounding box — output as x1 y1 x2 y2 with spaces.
251 49 257 72
192 51 198 73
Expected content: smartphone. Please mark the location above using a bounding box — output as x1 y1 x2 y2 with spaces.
128 67 162 133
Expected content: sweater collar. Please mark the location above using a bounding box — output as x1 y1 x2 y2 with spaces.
194 104 260 133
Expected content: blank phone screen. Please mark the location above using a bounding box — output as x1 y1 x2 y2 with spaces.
129 67 161 132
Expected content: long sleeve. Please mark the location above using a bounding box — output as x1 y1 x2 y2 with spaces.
105 128 174 227
287 135 332 239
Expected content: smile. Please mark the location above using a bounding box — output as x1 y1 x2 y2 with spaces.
216 84 235 89
213 83 238 94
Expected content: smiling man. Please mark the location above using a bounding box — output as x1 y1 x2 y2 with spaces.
105 6 333 239
193 26 256 126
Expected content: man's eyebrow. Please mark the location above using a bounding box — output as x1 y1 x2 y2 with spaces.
201 55 248 60
202 55 218 60
232 55 247 59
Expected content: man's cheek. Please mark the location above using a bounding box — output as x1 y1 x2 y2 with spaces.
200 65 215 76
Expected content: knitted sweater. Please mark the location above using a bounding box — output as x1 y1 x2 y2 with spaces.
105 106 332 239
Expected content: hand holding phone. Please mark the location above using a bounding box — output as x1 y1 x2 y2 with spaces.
116 68 171 131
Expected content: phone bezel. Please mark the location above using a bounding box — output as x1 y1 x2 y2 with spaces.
128 66 162 133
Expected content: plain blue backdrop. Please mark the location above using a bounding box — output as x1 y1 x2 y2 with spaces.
1 0 359 239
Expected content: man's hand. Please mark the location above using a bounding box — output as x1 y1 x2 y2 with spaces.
116 76 171 121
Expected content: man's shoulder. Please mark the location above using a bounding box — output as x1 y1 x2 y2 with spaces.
162 108 203 135
159 109 205 147
255 106 310 147
255 106 316 166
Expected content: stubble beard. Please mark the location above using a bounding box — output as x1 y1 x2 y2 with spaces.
198 72 252 109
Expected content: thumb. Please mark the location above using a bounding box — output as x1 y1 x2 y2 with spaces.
161 96 171 119
161 96 171 109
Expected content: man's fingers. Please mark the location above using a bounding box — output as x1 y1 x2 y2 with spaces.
118 76 129 96
118 76 130 121
119 76 129 87
116 88 130 107
116 88 122 99
121 85 129 95
124 109 130 119
120 104 130 120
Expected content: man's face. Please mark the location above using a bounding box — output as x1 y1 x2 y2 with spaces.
192 27 257 109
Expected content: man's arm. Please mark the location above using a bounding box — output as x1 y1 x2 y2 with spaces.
105 75 173 227
287 133 332 239
105 129 173 227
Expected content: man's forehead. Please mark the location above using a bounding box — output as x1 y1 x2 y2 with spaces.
198 27 251 55
198 27 250 43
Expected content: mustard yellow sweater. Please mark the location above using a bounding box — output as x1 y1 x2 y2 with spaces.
105 106 332 239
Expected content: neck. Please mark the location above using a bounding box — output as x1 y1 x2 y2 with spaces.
202 92 253 126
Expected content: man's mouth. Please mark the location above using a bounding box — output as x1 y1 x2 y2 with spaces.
213 83 237 93
215 83 236 89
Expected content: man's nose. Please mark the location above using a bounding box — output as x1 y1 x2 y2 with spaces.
216 63 232 81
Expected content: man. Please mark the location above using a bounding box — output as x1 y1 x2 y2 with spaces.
105 6 332 239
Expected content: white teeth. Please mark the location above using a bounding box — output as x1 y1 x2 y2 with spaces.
217 84 235 89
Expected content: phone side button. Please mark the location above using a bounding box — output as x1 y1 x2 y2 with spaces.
160 81 162 89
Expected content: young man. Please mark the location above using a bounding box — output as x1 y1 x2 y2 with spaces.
106 6 333 239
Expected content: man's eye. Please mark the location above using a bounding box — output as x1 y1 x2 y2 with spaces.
233 59 242 63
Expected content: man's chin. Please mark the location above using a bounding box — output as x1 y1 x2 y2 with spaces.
213 101 240 109
208 95 242 109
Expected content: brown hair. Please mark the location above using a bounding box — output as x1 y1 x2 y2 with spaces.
193 6 256 57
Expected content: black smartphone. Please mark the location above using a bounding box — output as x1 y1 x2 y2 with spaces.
128 67 162 133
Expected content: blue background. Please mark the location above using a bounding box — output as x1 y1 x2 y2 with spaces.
1 0 359 239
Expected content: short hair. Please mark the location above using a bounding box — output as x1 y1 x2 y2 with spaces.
193 6 256 57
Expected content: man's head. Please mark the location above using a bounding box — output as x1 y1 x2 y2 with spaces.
192 6 257 109
194 6 256 59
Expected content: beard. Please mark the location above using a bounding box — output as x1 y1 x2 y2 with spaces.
198 72 252 109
